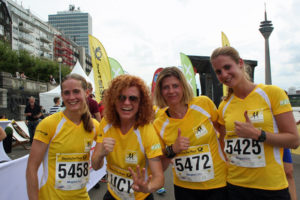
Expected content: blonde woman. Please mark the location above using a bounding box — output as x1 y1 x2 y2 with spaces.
210 46 299 200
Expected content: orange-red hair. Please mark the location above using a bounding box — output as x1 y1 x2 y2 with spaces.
104 74 153 129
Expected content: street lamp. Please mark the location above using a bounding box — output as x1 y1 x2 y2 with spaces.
57 57 62 84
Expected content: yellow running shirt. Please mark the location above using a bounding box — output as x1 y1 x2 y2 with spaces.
34 112 98 200
96 118 163 200
218 84 291 190
154 96 227 190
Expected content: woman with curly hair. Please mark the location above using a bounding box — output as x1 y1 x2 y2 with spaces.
92 74 164 200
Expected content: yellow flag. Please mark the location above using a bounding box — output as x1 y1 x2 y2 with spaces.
89 35 112 102
221 32 230 96
221 32 230 47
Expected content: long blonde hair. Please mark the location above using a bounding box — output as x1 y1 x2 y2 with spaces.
61 74 93 132
210 46 251 100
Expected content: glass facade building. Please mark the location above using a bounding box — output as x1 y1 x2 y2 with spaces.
48 7 92 55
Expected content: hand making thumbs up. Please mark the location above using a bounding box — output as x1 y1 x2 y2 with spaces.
172 128 190 154
234 111 261 140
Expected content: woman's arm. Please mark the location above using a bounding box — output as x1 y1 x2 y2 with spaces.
26 140 48 200
235 111 299 149
129 156 164 193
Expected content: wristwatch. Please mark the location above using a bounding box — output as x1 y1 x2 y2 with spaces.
165 145 176 158
258 130 266 142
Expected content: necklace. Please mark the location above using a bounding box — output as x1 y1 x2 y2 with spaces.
168 104 188 119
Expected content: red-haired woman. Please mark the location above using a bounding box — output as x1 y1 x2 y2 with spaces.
92 74 164 200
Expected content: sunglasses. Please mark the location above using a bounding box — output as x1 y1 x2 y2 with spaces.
118 95 139 103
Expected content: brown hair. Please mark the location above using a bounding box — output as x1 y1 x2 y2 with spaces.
104 74 153 129
154 66 194 108
210 46 251 100
61 74 93 132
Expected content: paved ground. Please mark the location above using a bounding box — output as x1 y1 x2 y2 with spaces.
7 144 300 200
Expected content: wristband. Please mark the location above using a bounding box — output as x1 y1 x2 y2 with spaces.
165 145 176 158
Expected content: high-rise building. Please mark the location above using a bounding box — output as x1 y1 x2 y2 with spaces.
6 0 54 60
48 5 92 55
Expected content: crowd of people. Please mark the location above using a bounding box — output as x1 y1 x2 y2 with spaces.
21 46 300 200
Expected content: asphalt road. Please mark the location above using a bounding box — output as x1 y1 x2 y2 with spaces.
89 154 300 200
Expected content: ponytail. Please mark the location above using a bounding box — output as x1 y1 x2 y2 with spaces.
81 100 94 132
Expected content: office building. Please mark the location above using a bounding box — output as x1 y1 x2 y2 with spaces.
48 5 92 55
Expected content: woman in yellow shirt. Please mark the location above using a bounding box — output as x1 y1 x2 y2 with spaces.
210 46 299 200
153 67 227 200
26 74 99 200
92 74 164 200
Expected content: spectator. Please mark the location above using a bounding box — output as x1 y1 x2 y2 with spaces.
20 72 27 79
87 82 101 122
16 71 20 78
57 101 65 112
49 97 61 115
98 89 106 119
49 75 56 85
24 96 41 143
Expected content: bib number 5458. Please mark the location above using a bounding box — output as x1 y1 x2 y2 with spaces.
58 162 89 179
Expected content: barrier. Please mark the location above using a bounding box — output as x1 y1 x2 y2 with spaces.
0 145 106 199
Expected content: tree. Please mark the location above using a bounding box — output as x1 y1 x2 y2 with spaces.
0 41 70 82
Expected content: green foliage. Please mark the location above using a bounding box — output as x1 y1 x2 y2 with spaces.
4 126 13 136
0 41 71 82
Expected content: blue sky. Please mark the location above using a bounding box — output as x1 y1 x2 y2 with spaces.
20 0 300 91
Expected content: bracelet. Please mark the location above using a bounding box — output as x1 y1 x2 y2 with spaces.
165 145 176 158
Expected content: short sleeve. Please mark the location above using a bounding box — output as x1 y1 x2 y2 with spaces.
96 119 106 143
34 118 55 144
267 85 292 115
143 124 163 159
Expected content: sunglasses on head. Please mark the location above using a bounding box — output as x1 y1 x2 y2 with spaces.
118 95 139 103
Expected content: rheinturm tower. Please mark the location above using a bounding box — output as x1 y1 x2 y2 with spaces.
259 6 274 85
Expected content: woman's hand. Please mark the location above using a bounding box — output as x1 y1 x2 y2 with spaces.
128 165 152 193
101 137 115 157
172 128 190 153
234 111 260 140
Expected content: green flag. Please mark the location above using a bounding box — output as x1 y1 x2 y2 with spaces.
180 52 197 96
109 57 124 78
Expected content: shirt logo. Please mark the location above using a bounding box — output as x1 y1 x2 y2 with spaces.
84 138 93 152
125 151 138 164
280 99 290 106
193 124 207 139
248 109 264 123
151 143 161 150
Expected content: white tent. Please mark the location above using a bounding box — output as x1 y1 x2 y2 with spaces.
39 61 93 113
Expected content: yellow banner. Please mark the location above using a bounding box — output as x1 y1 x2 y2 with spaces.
221 32 230 96
89 35 112 102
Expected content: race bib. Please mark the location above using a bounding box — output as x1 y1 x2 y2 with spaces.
107 167 135 200
174 145 214 182
225 138 266 168
55 153 89 190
